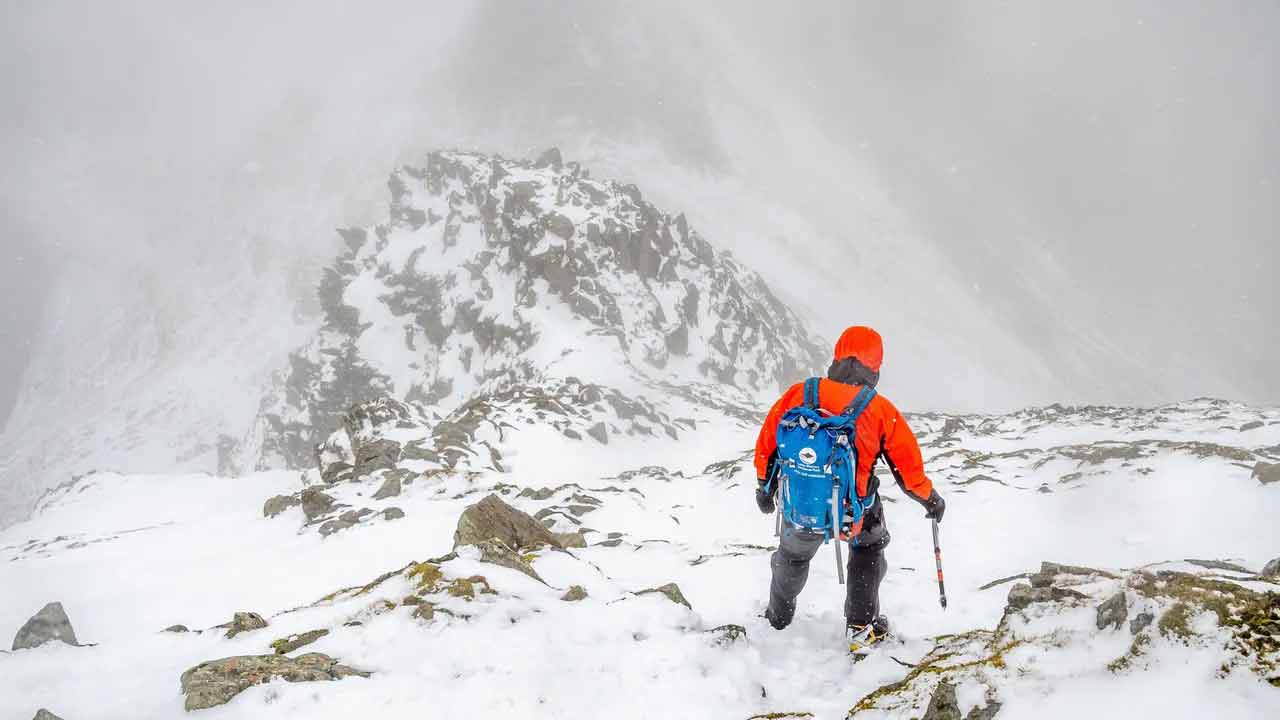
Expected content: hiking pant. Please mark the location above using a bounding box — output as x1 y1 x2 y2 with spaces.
766 528 888 628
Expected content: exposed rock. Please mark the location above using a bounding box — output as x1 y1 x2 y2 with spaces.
373 474 402 500
300 487 337 522
1254 461 1280 485
1096 591 1128 631
1185 558 1253 574
561 585 589 602
1130 611 1155 635
164 624 190 633
707 624 747 646
271 629 330 655
637 582 692 610
33 711 65 720
542 212 575 239
354 438 402 479
1241 420 1264 431
921 680 962 720
474 538 544 583
1006 583 1088 611
1262 557 1280 578
1030 562 1117 586
966 701 1003 720
179 652 370 711
12 602 78 650
586 422 609 444
219 611 267 639
535 146 563 169
554 530 588 548
262 494 300 518
453 494 563 551
383 507 405 521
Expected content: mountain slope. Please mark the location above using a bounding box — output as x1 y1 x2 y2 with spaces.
2 399 1277 718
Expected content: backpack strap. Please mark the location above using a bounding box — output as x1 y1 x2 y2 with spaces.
803 377 821 410
841 385 877 421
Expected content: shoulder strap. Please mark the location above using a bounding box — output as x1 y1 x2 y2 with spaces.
803 377 821 410
841 385 877 421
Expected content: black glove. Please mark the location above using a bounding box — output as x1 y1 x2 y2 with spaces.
755 480 776 515
923 490 946 523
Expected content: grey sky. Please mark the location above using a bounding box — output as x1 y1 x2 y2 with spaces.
2 0 1277 432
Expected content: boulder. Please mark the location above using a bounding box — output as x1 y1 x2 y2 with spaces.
12 602 78 650
453 494 563 551
542 212 575 240
921 680 962 720
373 474 402 500
33 711 65 720
586 422 609 444
1130 611 1155 635
383 507 405 521
475 538 544 583
179 652 370 711
1262 557 1280 578
560 585 589 602
262 494 300 518
1096 591 1128 631
219 612 267 639
300 487 336 522
636 582 692 610
353 438 402 479
271 629 329 655
1253 461 1280 486
164 625 190 633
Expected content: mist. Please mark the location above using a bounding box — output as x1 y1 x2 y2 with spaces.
3 0 1278 431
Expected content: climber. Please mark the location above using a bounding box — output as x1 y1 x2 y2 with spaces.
753 325 946 652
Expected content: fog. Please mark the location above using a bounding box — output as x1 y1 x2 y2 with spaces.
3 0 1278 433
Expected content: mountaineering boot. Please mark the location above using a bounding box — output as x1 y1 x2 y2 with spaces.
847 614 891 655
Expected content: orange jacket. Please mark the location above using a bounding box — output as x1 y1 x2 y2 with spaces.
753 379 933 505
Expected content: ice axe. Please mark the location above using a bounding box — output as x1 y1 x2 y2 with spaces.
932 519 947 609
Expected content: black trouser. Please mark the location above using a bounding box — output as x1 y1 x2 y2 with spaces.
766 526 888 629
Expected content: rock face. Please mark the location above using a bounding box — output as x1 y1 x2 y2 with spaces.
1263 557 1280 578
249 149 825 470
1095 591 1128 631
454 494 563 551
12 602 78 650
179 652 370 711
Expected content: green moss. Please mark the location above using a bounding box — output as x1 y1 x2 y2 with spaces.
848 637 1021 717
406 562 444 594
1158 602 1196 640
747 713 813 719
445 575 494 601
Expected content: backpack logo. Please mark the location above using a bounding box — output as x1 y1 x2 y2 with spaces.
798 447 818 465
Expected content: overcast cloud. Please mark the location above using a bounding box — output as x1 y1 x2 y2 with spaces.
2 0 1277 434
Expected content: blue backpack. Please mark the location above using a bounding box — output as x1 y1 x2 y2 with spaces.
767 378 877 543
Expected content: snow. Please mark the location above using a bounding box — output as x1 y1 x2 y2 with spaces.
2 403 1278 718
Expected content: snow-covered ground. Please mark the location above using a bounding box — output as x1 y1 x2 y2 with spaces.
3 401 1277 719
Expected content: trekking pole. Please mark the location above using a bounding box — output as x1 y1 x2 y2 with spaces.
832 482 845 585
932 519 947 609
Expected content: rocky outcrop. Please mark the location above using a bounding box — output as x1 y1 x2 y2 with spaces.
12 602 78 650
33 711 65 720
262 494 300 518
1263 557 1280 578
271 629 329 655
1095 591 1128 630
373 474 402 500
218 611 267 639
179 652 370 711
454 494 563 551
920 680 961 720
474 538 544 583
